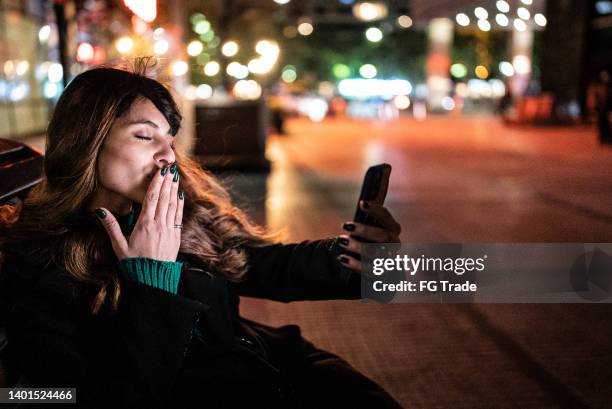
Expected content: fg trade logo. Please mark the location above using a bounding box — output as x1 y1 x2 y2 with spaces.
570 247 612 301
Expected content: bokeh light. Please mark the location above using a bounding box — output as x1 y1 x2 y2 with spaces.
204 61 220 76
397 15 413 28
187 40 204 56
359 64 377 79
196 84 213 99
474 7 488 20
298 22 313 36
115 36 133 54
222 41 239 57
456 13 470 27
475 65 489 79
194 20 211 35
495 14 509 27
234 80 262 100
450 63 467 78
153 39 169 55
534 14 547 27
478 19 491 31
394 95 411 110
281 65 297 83
513 19 527 32
496 1 510 13
171 61 188 77
499 61 515 76
365 27 383 42
332 63 351 79
517 7 530 20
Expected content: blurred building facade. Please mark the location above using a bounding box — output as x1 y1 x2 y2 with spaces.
1 0 610 142
0 1 55 139
0 0 189 142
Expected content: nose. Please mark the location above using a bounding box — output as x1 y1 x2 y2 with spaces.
154 143 176 168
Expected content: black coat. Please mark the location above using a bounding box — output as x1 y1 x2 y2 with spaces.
0 238 402 409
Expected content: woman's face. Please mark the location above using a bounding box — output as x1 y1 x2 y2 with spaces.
92 97 176 212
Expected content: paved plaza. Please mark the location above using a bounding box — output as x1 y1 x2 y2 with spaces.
226 116 612 409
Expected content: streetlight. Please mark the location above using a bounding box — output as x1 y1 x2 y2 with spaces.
496 1 510 13
513 18 526 32
352 2 388 21
534 13 547 27
495 14 509 27
474 7 488 20
517 7 530 20
456 13 470 27
477 19 491 31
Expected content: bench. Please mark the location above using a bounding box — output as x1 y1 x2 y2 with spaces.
0 138 44 390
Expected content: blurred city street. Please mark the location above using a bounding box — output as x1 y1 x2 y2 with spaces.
230 116 612 243
1 0 611 407
227 116 612 409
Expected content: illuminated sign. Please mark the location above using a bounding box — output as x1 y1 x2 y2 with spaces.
338 79 412 99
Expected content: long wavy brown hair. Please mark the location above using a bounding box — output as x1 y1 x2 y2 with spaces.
0 58 277 314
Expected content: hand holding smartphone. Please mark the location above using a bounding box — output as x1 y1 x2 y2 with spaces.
337 163 401 277
354 163 392 228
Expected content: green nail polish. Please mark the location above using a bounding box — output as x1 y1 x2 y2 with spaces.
179 190 184 200
173 171 179 182
170 163 177 174
95 208 107 219
161 166 168 176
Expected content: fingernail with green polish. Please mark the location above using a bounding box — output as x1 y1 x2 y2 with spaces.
173 171 179 182
161 166 168 176
95 208 107 219
179 190 184 200
170 163 177 174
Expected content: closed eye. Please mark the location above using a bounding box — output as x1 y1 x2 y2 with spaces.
135 134 175 150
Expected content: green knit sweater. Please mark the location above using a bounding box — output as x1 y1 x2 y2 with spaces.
114 205 182 294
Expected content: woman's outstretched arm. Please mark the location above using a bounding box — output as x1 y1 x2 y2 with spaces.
234 200 402 303
235 238 362 302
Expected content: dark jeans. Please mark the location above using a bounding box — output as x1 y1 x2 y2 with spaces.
262 323 404 409
292 341 404 409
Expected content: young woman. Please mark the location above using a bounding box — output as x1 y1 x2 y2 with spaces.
0 60 403 409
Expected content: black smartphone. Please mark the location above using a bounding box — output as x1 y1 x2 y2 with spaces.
354 163 392 226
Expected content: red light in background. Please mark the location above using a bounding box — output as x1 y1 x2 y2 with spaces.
93 46 106 64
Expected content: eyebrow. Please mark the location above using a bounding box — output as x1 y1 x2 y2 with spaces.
126 119 173 136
